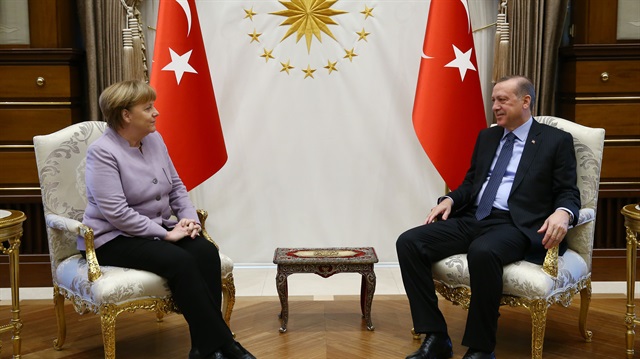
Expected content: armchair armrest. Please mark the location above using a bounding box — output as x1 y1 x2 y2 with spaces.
44 214 102 282
576 208 595 226
541 208 596 277
45 213 82 233
197 209 219 250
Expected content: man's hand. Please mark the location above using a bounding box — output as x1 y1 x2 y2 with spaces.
425 198 453 224
538 209 571 249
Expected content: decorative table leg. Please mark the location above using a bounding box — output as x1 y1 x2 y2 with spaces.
0 210 25 359
361 266 376 331
275 267 290 333
9 247 22 358
626 227 637 359
360 273 366 317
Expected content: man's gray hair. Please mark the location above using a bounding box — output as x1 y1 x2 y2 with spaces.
497 75 536 110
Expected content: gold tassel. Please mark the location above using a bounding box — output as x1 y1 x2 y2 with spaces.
492 2 510 84
497 22 510 81
122 28 134 80
492 14 503 84
129 17 144 81
120 0 147 81
132 6 149 81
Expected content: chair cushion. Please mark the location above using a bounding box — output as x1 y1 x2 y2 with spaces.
432 249 589 299
56 253 234 307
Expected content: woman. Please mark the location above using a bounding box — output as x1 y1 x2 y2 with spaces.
80 80 255 359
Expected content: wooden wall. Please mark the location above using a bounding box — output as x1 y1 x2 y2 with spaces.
0 0 81 286
558 0 640 280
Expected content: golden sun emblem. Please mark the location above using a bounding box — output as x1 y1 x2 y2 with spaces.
270 0 347 53
242 2 375 79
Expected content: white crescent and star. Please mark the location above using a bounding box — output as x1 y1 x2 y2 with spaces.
444 45 475 81
176 0 192 36
420 0 476 82
162 48 197 84
161 0 198 85
460 0 471 32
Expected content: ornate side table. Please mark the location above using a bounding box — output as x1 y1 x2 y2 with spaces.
273 247 378 333
0 209 26 358
623 204 640 359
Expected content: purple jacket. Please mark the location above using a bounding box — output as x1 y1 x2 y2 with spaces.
79 127 198 250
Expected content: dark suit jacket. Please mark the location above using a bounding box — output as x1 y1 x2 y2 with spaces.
448 119 581 264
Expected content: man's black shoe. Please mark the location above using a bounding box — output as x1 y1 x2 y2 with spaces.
206 350 226 359
191 348 227 359
461 348 496 359
189 348 201 359
220 341 256 359
405 333 453 359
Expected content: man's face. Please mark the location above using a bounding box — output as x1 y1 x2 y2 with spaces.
491 79 530 131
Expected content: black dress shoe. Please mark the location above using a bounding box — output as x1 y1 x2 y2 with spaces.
192 348 226 359
461 348 496 359
204 350 226 359
405 333 453 359
219 341 256 359
189 348 201 359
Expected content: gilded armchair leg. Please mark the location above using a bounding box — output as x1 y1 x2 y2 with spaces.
411 328 422 340
222 273 236 328
530 299 549 359
579 280 593 342
52 286 67 350
100 305 117 359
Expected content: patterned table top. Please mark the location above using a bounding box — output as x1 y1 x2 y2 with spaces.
273 247 378 265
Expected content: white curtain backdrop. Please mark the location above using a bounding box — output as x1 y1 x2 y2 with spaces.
142 0 497 264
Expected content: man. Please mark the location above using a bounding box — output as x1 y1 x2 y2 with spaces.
397 75 580 359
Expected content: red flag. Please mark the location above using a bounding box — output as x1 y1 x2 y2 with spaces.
150 0 227 190
413 0 487 190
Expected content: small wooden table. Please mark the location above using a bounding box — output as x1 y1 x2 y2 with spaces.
0 209 26 358
273 247 378 333
622 204 640 359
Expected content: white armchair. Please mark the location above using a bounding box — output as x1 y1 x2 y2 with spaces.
33 121 235 359
414 116 605 358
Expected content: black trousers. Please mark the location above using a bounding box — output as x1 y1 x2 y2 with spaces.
90 235 234 356
396 208 530 352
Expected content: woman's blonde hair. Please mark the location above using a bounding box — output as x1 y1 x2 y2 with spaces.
99 80 156 129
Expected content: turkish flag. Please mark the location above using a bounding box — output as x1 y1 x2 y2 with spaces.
413 0 487 190
150 0 227 191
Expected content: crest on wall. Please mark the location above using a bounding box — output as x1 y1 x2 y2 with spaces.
241 1 377 79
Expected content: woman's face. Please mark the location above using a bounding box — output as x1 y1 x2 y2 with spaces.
123 100 159 135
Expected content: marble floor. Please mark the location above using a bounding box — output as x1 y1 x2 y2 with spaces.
0 264 631 302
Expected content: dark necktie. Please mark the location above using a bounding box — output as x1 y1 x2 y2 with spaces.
476 132 516 220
